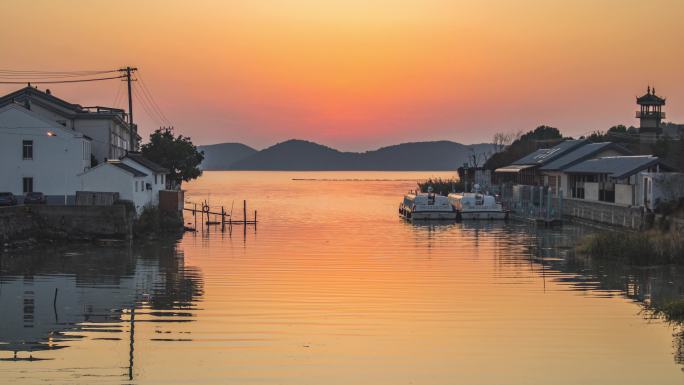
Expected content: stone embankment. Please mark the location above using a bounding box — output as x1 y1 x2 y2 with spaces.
0 205 134 244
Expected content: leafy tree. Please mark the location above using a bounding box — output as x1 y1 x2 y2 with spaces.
141 127 204 188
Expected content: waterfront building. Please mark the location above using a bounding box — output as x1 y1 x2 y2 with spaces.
79 159 160 214
494 139 587 185
641 172 684 210
119 152 171 208
538 142 632 197
0 103 91 203
563 155 670 206
0 86 139 162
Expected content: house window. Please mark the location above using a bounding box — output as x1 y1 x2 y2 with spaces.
134 181 138 192
22 140 33 160
23 177 33 193
155 174 158 184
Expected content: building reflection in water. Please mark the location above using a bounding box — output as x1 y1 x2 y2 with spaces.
0 240 202 376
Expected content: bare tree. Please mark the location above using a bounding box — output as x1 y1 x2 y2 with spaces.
492 131 516 153
468 150 489 168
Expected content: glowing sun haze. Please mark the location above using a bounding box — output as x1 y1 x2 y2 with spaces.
2 0 683 150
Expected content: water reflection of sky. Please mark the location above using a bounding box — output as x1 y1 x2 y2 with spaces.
2 171 684 384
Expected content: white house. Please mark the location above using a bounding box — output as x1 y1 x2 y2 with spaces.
79 161 152 214
0 103 92 203
120 152 170 205
0 86 139 162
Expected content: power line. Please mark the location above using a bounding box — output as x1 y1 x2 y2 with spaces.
134 82 169 125
0 69 117 75
0 75 126 84
113 80 125 108
132 86 164 127
136 71 171 124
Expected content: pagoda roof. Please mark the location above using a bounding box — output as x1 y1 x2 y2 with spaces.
637 87 665 105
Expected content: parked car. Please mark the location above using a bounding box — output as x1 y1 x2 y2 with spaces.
0 192 17 206
24 192 47 205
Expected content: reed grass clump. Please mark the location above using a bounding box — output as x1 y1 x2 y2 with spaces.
644 298 684 324
417 178 464 196
578 230 684 265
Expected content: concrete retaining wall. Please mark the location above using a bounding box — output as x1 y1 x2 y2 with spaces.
0 205 134 242
562 198 645 230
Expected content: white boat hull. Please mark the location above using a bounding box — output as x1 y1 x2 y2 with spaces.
404 211 458 221
458 210 508 220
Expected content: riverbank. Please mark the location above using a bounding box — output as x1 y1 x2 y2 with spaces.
0 204 184 248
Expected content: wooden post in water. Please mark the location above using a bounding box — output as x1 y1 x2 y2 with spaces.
243 200 247 226
221 206 226 232
254 210 257 231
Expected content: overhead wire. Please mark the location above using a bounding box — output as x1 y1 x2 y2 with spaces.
132 86 164 127
0 75 127 84
135 71 172 125
112 79 125 108
0 69 117 75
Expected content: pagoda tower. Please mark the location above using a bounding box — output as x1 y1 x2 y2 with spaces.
636 86 665 144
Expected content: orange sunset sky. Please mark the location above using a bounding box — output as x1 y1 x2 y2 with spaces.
1 0 683 150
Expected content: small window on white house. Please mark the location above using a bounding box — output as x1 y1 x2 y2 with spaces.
134 181 138 192
155 174 158 184
23 140 33 160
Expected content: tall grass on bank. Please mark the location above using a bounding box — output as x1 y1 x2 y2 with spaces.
417 178 464 196
648 299 684 323
578 230 684 265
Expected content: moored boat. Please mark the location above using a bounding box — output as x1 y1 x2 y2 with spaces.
399 189 458 220
447 187 508 220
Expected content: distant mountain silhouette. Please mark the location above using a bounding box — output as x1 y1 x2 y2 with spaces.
216 139 493 170
198 143 258 170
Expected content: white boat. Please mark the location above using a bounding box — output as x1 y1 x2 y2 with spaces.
448 186 508 220
399 189 458 220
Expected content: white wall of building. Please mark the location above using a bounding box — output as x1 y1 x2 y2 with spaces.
0 105 90 202
642 172 684 210
74 118 130 161
584 182 599 201
120 158 166 205
79 163 153 214
615 184 634 206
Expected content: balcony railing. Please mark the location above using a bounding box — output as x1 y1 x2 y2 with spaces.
636 111 665 119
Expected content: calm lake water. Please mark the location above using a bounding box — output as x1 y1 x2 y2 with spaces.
2 171 684 384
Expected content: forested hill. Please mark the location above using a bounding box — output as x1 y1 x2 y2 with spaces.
203 139 492 170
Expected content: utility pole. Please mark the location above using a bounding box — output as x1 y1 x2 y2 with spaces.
118 66 138 151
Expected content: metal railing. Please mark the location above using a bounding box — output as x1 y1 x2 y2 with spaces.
635 111 665 119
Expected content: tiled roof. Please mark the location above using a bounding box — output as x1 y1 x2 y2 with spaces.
564 156 661 179
495 164 536 173
109 161 148 177
539 142 630 171
512 139 587 166
123 152 169 173
637 92 665 105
